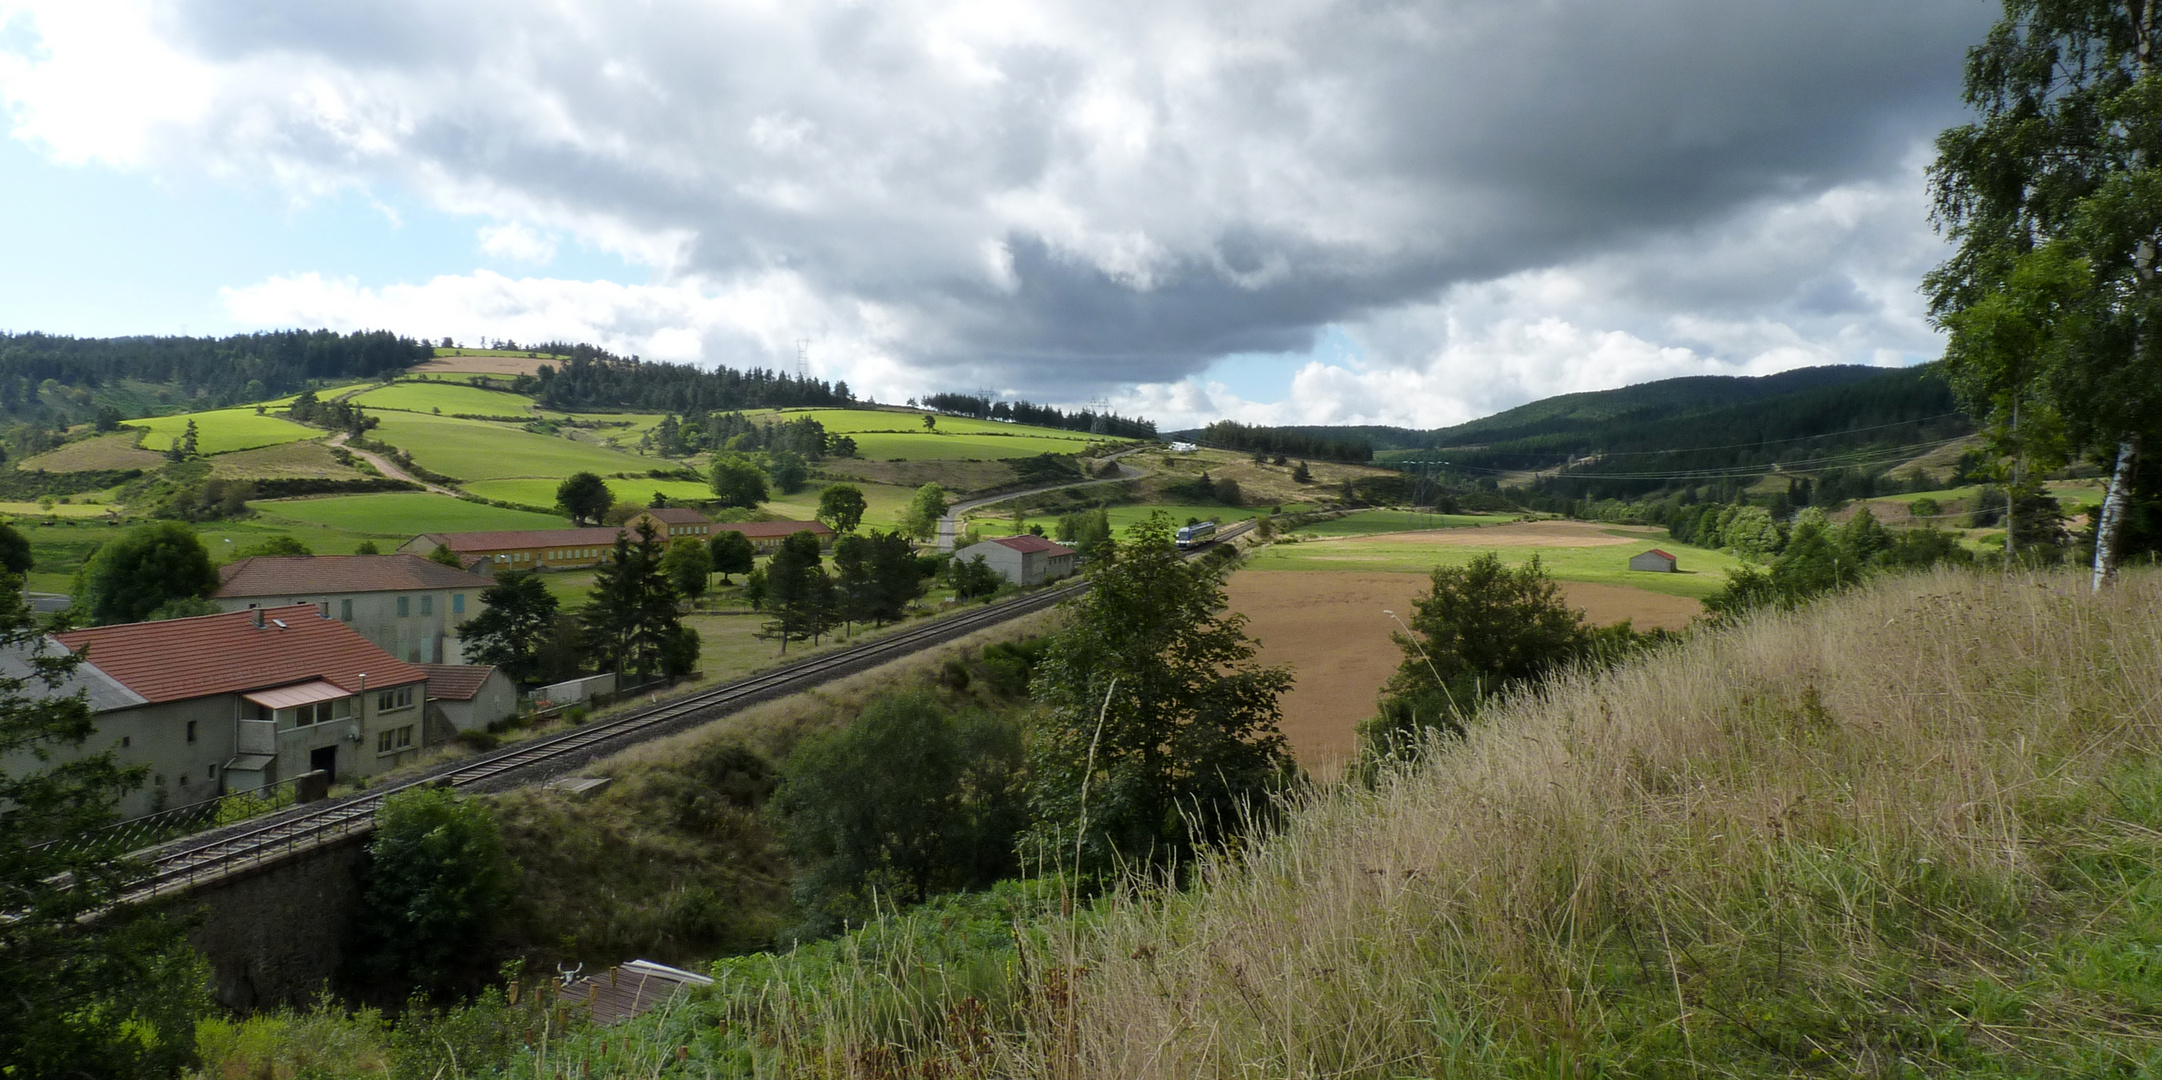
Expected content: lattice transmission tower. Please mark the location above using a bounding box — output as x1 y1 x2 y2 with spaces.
1087 396 1110 435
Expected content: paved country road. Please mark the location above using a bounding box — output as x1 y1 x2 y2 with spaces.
937 444 1151 551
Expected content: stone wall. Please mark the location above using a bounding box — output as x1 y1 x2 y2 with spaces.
167 835 370 1012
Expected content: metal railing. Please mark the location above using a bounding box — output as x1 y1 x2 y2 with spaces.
45 772 317 859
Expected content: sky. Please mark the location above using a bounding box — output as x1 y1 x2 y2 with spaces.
0 0 1998 430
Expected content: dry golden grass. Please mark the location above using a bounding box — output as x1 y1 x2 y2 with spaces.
18 431 164 472
1019 568 2162 1077
564 568 2162 1078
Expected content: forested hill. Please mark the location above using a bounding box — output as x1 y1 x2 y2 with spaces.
513 342 853 413
1245 364 1970 499
0 330 429 405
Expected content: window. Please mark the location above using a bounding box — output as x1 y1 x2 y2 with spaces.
340 598 353 622
120 736 129 749
376 686 415 712
208 763 218 779
396 596 410 617
420 595 433 616
452 593 465 615
377 725 416 755
186 720 197 743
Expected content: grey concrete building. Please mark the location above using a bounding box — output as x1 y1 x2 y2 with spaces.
11 605 433 818
954 534 1080 587
417 663 518 734
213 554 496 665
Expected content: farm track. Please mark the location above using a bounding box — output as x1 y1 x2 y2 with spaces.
125 520 1252 905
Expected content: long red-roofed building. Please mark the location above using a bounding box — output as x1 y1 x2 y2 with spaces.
401 513 834 570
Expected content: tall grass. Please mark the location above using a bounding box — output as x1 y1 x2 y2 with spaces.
546 568 2162 1077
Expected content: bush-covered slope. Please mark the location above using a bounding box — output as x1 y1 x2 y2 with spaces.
563 568 2162 1078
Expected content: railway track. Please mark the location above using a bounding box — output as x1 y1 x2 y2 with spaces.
124 519 1255 904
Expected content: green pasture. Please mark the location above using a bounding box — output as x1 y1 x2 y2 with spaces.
16 515 407 593
464 477 715 510
367 412 654 481
764 480 916 527
123 409 318 455
1286 509 1510 536
262 382 377 408
1248 530 1741 600
350 380 539 416
255 493 568 536
774 408 1089 439
846 429 1101 461
966 502 1247 539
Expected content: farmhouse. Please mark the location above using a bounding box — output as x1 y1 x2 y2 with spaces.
213 553 495 665
1628 548 1680 573
956 534 1079 586
0 606 430 818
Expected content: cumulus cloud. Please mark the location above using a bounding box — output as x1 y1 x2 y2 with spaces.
476 222 556 265
0 0 1995 422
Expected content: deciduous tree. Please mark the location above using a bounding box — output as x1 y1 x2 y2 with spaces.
1368 552 1591 750
1929 0 2162 587
661 536 713 603
708 528 755 583
351 787 512 995
555 471 612 526
1025 514 1293 872
709 452 769 508
74 521 219 626
770 692 1026 935
816 483 868 534
899 482 948 541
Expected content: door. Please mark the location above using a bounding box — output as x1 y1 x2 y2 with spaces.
309 744 337 784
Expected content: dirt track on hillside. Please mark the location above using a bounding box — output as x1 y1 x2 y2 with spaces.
1225 570 1701 774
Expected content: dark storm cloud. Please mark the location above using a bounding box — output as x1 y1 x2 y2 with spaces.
154 0 1995 395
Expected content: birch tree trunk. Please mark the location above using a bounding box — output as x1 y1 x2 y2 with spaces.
2092 435 2141 589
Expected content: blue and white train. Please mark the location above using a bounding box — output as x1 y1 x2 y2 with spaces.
1175 520 1218 549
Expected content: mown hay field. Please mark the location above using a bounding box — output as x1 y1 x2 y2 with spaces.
254 492 569 536
1227 569 1703 772
367 411 654 481
1252 518 1739 599
207 441 371 482
123 408 317 455
464 476 716 510
1286 508 1509 536
18 432 164 472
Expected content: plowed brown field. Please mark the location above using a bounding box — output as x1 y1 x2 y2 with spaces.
1226 570 1701 773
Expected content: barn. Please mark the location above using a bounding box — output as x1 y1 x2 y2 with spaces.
1628 548 1679 573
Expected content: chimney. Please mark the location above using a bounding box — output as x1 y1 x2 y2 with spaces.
252 607 264 629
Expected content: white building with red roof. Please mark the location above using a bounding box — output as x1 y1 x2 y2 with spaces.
954 534 1079 586
212 553 497 664
18 605 432 817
